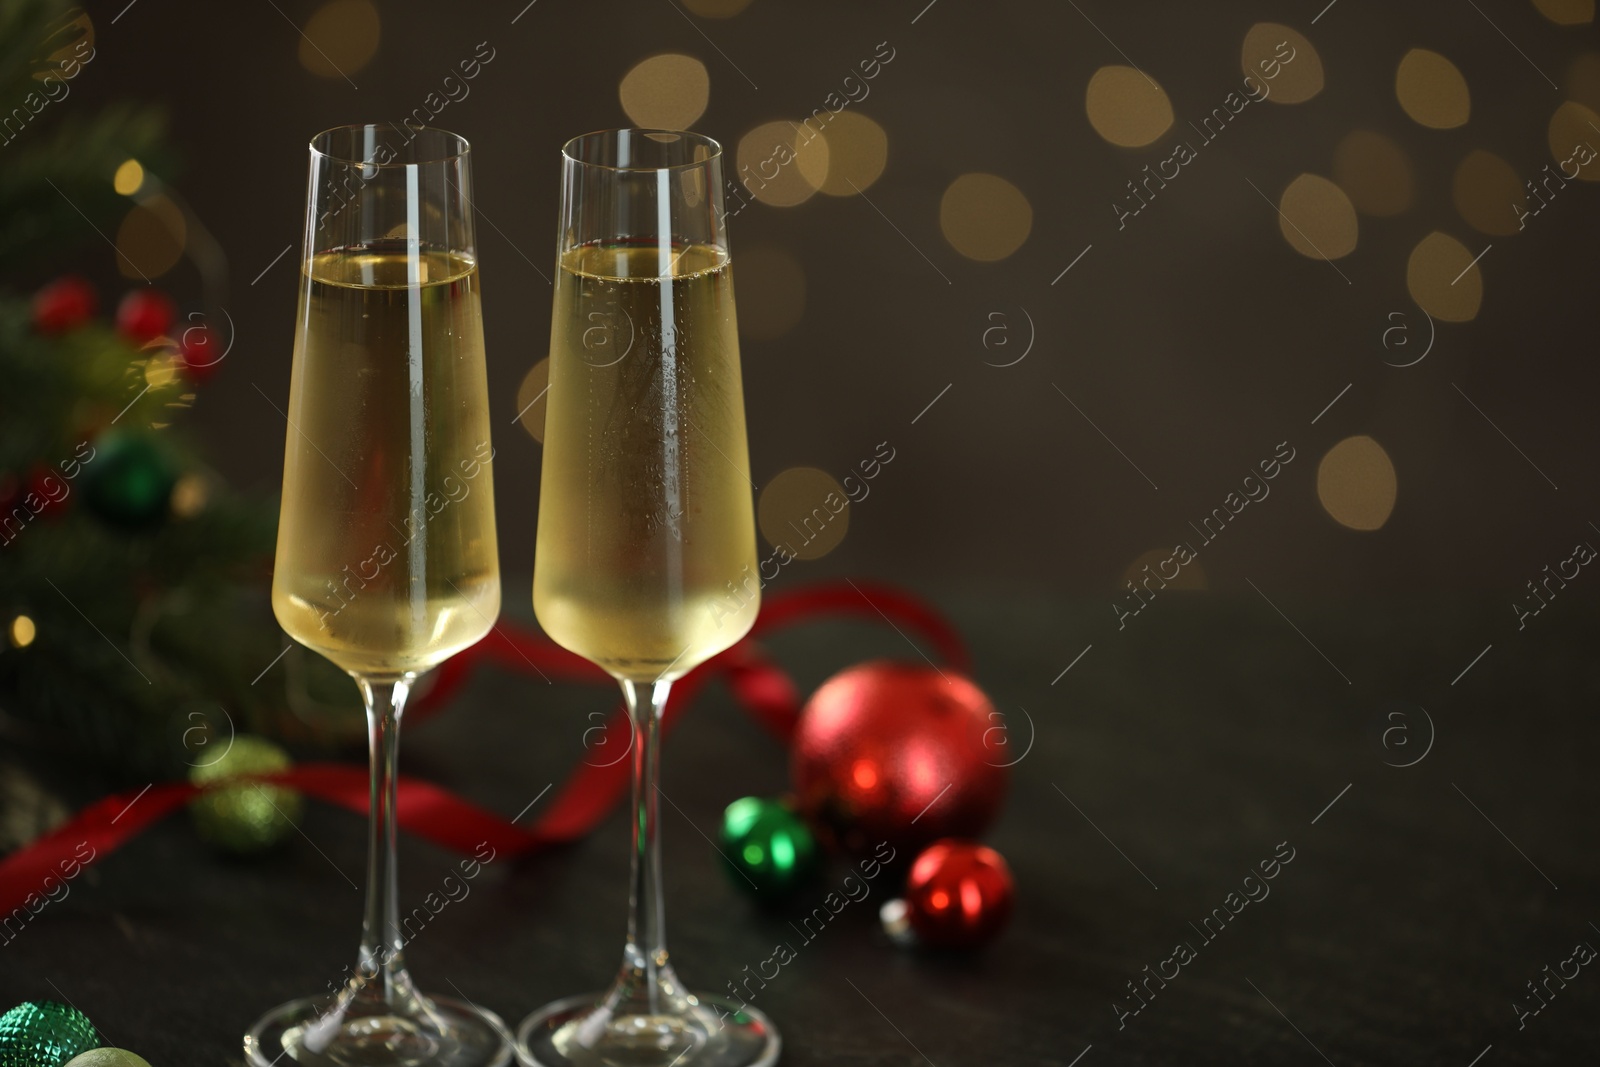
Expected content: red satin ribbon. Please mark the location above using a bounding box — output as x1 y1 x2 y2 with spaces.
0 581 967 920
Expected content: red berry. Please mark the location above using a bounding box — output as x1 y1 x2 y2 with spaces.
177 322 224 382
23 463 69 519
31 276 97 335
116 288 176 344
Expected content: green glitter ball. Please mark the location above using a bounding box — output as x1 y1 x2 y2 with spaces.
64 1050 152 1067
187 735 302 855
0 1001 98 1067
719 797 819 900
80 429 177 530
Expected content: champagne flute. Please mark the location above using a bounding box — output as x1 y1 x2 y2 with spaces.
517 130 777 1067
245 124 512 1067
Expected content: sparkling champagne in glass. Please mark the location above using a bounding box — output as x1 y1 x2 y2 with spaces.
246 124 512 1067
517 130 776 1067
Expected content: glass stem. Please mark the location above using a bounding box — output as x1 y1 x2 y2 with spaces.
620 678 672 1014
355 673 415 1007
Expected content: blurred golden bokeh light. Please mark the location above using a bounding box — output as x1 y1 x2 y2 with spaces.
8 615 35 649
758 466 849 561
1406 231 1482 322
1277 174 1357 260
1453 150 1526 235
1318 436 1397 531
1085 65 1174 148
115 195 186 280
1568 54 1600 110
683 0 752 16
113 159 144 196
1396 49 1470 129
940 173 1032 262
817 111 888 196
733 245 805 341
619 54 710 131
1333 130 1414 216
737 121 829 207
299 0 379 80
1548 100 1600 180
1533 0 1594 24
516 359 550 442
1123 548 1208 590
1241 23 1323 104
170 473 209 518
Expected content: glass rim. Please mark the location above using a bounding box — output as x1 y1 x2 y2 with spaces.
561 128 723 173
309 123 471 167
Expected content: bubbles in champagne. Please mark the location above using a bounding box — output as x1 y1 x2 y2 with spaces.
534 243 758 681
272 247 501 676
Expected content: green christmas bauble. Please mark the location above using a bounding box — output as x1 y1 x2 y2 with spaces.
64 1052 151 1067
719 797 819 900
81 430 176 530
0 1001 98 1067
187 735 302 854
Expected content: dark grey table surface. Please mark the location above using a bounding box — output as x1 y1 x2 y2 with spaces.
2 588 1596 1066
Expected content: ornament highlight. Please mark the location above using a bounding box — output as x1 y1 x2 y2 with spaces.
903 839 1014 949
792 662 1007 856
719 797 819 899
878 898 916 947
0 1000 98 1067
188 735 302 854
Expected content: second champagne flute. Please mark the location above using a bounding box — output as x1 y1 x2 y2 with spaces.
518 130 778 1067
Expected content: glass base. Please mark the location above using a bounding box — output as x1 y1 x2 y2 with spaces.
245 993 514 1067
515 993 779 1067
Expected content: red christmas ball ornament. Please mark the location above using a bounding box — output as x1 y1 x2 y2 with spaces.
792 661 1007 857
115 288 176 345
24 463 70 519
31 276 97 335
0 471 20 514
903 839 1014 949
177 322 223 382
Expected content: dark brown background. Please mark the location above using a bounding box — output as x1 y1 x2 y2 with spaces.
46 0 1600 602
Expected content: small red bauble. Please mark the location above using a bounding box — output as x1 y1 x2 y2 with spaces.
23 463 69 518
177 323 222 382
31 276 96 335
791 661 1007 857
904 839 1014 949
115 288 176 344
